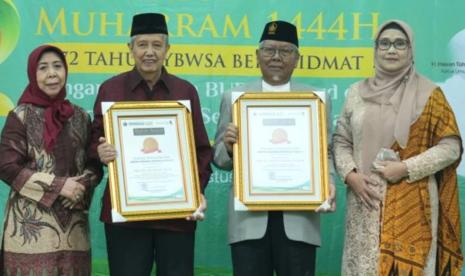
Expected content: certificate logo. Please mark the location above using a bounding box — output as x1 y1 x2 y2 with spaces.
270 128 289 144
141 137 161 153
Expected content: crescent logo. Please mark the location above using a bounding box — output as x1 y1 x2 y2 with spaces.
0 0 20 64
0 92 14 116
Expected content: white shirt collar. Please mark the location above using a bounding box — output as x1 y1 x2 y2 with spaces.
262 80 291 92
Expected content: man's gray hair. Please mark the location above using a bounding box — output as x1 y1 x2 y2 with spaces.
129 33 169 47
258 41 299 55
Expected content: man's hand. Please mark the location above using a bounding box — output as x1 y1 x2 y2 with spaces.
373 161 408 183
345 171 382 210
223 123 238 155
97 137 117 165
186 194 207 221
315 182 336 212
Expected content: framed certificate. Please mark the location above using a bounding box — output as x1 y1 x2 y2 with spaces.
232 92 329 210
103 101 201 222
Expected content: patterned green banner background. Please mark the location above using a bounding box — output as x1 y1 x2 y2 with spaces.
1 0 464 274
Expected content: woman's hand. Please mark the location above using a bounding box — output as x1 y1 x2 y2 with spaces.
60 176 86 203
373 161 408 183
60 197 77 209
345 171 382 210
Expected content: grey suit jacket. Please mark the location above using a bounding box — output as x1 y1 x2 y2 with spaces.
213 79 335 246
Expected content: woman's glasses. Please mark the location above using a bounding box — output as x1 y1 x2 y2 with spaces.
376 39 409 50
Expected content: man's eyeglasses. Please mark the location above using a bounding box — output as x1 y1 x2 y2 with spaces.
376 39 410 50
259 46 297 57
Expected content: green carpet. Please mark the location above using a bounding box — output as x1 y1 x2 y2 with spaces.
91 259 232 276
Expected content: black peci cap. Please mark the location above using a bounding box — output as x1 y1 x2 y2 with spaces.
130 13 168 36
259 20 298 47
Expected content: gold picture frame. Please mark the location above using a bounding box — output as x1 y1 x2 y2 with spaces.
232 92 330 210
103 101 201 221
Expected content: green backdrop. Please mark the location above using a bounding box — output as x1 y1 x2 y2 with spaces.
1 1 465 275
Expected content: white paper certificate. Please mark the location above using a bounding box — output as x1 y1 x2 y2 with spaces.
232 92 330 210
118 116 186 204
247 106 314 195
103 101 201 221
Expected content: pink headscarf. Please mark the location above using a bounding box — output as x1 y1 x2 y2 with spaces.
18 45 74 152
358 20 437 173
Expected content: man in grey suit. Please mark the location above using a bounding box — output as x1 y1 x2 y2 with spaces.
213 20 336 276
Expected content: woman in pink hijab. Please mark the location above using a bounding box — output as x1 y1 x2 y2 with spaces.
333 20 462 275
0 45 102 275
